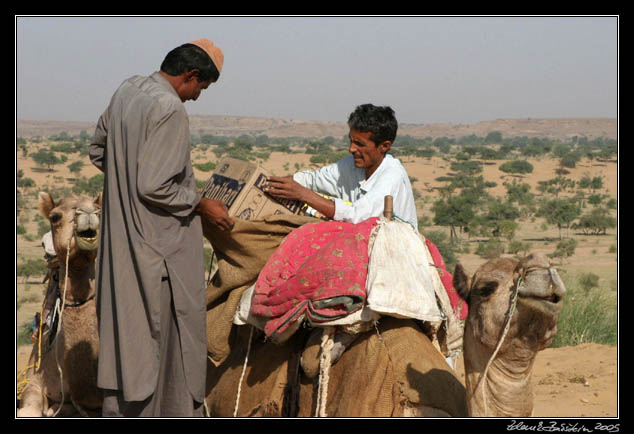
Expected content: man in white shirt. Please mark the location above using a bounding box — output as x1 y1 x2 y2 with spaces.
266 104 418 230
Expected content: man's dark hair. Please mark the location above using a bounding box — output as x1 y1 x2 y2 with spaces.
347 104 398 145
160 43 220 83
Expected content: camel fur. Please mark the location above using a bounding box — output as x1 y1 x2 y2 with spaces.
205 317 468 417
17 192 102 417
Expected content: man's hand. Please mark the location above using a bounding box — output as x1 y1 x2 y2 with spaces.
265 176 308 201
266 176 335 219
196 197 234 231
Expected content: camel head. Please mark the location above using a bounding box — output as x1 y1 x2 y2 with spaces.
38 191 102 267
453 253 566 417
454 253 566 355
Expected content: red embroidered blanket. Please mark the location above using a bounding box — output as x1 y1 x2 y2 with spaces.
251 218 379 340
250 218 468 341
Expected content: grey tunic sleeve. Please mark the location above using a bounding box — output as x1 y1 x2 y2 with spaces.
89 109 109 172
137 108 201 217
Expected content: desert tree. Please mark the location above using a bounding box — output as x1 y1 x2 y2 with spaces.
68 160 85 176
431 195 475 242
537 198 582 239
573 207 617 235
31 148 62 171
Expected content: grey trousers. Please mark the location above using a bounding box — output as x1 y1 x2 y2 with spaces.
101 278 204 417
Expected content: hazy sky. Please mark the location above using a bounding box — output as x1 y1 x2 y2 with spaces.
15 15 618 125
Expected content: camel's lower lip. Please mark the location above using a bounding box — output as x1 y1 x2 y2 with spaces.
518 276 566 307
518 293 563 313
519 292 562 303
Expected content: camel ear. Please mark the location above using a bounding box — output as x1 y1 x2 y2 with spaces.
94 192 103 208
38 191 56 220
453 263 471 304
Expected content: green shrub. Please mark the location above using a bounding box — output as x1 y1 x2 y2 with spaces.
422 229 458 270
549 238 578 264
194 162 217 172
50 142 76 153
450 160 482 176
309 151 349 166
72 174 104 196
475 238 505 259
578 272 600 293
17 259 48 282
17 321 33 347
499 160 534 175
18 292 40 304
552 282 617 347
574 208 617 235
507 240 532 256
37 220 51 238
17 177 35 188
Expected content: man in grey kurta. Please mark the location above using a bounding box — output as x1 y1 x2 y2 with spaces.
90 39 232 417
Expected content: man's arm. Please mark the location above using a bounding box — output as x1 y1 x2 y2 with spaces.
89 109 109 172
270 166 416 227
136 109 202 217
266 176 335 219
291 158 348 198
268 157 354 218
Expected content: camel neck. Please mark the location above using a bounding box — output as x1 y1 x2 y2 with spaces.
464 335 537 417
58 261 95 305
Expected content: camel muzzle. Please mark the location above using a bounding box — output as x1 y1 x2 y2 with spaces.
517 267 566 314
74 208 100 251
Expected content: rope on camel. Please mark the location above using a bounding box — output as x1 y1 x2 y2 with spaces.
50 226 74 417
16 302 45 399
233 325 254 417
473 274 521 415
315 326 335 417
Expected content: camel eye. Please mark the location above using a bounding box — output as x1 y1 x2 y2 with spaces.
475 281 498 298
49 214 62 224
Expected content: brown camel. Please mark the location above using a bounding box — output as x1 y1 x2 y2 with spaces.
205 318 468 417
205 253 565 418
203 216 468 417
17 192 102 417
453 253 566 417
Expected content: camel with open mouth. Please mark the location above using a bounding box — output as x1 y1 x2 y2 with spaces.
17 192 102 417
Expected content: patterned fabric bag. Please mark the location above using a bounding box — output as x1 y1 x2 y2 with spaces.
250 218 379 342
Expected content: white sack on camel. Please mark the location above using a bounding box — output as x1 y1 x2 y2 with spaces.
365 219 445 323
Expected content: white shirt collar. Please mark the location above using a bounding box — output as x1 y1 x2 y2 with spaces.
359 154 394 192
